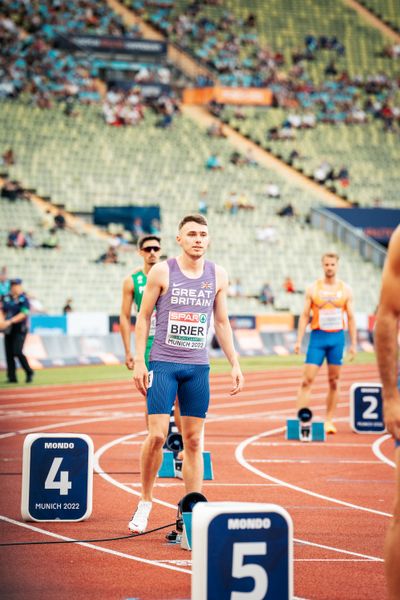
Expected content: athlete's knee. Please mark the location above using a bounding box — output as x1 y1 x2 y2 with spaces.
183 432 202 453
146 430 167 451
328 373 339 390
301 375 314 389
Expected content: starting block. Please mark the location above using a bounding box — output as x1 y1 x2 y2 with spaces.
286 408 325 442
158 432 214 480
166 492 208 550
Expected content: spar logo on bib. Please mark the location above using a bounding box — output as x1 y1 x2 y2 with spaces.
166 311 208 349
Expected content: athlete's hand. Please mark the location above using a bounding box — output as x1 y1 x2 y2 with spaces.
347 344 357 362
383 392 400 441
125 352 134 370
294 342 301 354
133 360 148 396
230 365 244 395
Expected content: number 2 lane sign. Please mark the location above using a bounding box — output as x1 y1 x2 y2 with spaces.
349 383 385 434
21 433 93 522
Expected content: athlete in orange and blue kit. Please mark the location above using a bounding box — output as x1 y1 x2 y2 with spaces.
294 252 357 434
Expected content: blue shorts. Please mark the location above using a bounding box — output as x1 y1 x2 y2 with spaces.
305 329 345 366
147 361 210 418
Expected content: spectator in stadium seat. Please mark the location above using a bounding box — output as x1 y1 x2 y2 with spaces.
63 298 73 314
40 228 59 250
205 153 223 170
337 166 350 188
2 147 15 166
259 282 275 306
95 245 119 264
54 211 66 230
0 266 10 296
198 190 208 215
149 219 161 235
283 276 302 294
266 182 280 198
7 229 26 248
41 210 55 231
277 203 296 218
207 122 226 138
132 217 145 242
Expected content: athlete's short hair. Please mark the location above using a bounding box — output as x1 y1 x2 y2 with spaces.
178 214 208 230
138 234 161 249
322 252 339 262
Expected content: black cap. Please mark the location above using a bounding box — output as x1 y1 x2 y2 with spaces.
10 278 22 285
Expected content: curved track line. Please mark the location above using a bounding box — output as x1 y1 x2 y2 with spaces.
235 428 392 518
372 434 396 468
0 515 190 574
94 431 176 510
95 426 384 564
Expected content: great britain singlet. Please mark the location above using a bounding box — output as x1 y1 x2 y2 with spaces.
150 258 217 365
310 280 347 332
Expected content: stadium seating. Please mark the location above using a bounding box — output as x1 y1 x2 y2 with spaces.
0 0 391 317
223 105 400 207
359 0 400 30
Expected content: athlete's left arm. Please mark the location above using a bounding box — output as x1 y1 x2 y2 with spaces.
213 266 244 395
344 286 357 360
375 225 400 440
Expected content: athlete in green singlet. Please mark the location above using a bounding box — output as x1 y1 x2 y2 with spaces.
120 235 161 369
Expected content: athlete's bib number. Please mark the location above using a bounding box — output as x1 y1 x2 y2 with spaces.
166 311 207 349
319 308 343 331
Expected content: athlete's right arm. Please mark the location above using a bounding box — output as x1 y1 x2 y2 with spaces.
119 275 135 370
294 286 312 354
133 263 167 395
375 226 400 440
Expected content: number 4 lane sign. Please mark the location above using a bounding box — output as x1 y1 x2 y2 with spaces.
350 383 385 434
21 433 93 522
192 502 293 600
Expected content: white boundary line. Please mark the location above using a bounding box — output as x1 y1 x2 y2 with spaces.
0 515 191 574
372 434 396 468
95 428 385 563
235 427 392 519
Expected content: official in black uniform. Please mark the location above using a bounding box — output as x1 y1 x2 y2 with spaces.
0 278 34 383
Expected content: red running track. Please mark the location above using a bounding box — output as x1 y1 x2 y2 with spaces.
0 364 394 600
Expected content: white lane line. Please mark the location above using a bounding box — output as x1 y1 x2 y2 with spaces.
248 459 382 464
93 431 176 510
0 515 190 574
123 482 280 488
95 428 385 563
372 434 396 468
0 414 135 440
235 428 392 518
293 537 383 562
255 442 375 447
0 366 376 407
294 559 376 562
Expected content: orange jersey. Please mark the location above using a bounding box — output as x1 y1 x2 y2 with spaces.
310 280 347 331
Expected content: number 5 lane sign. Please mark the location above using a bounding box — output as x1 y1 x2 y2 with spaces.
21 433 93 522
192 502 293 600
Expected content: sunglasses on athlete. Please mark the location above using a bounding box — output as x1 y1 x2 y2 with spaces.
142 246 161 253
